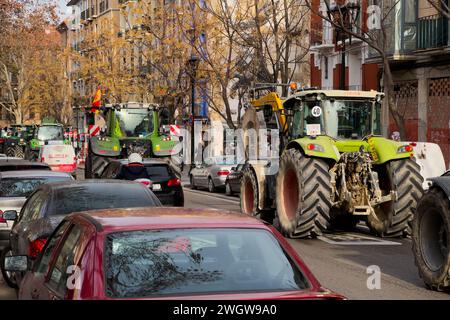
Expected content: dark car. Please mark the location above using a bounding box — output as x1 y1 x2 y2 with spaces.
0 180 161 288
0 159 50 172
225 164 244 196
100 159 184 206
4 207 345 300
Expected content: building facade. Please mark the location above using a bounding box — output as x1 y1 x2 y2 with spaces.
310 0 450 166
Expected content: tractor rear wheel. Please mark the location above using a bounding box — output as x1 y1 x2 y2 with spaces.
412 187 450 291
84 148 93 179
276 148 332 238
5 146 15 157
368 159 423 237
13 146 24 158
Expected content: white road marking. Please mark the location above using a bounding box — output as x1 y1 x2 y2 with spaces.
184 188 240 204
318 233 402 246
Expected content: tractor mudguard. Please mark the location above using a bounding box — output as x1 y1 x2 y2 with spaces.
286 136 340 162
429 176 450 200
366 136 412 164
90 136 121 157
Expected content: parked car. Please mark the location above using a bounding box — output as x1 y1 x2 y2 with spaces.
100 159 183 206
4 207 345 300
190 157 236 193
0 180 161 288
225 164 244 196
0 159 50 172
39 143 77 176
0 170 74 252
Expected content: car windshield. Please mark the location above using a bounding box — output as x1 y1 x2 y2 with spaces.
115 109 153 137
0 176 71 197
37 126 64 141
50 183 159 216
105 228 309 298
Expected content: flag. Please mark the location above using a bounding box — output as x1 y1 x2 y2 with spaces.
92 86 101 108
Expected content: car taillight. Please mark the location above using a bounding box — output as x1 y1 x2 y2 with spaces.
41 157 45 162
0 138 5 143
0 210 5 223
29 238 47 259
167 178 181 187
217 170 229 176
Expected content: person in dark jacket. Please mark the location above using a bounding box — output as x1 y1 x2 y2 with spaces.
116 153 150 180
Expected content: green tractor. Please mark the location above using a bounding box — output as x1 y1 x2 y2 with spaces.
4 125 35 158
25 120 66 161
240 89 424 238
84 103 178 178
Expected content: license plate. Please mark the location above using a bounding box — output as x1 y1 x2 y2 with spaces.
152 184 161 191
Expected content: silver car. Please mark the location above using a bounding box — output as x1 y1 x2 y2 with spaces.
189 157 236 193
0 170 74 251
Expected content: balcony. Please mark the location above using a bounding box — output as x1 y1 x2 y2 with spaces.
417 14 449 50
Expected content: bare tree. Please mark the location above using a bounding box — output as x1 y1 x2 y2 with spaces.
306 0 407 139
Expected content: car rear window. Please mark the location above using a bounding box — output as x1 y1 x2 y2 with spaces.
105 228 309 298
50 183 160 216
144 165 170 181
0 176 72 197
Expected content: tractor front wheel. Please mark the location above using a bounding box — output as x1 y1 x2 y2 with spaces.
412 187 450 291
276 149 332 238
84 148 93 179
240 167 260 217
368 159 423 237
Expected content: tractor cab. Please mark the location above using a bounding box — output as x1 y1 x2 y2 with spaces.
284 90 384 141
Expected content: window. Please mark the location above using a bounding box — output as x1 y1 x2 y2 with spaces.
19 191 46 222
105 228 309 298
35 221 71 275
0 177 71 197
144 165 171 182
324 56 329 80
47 225 83 297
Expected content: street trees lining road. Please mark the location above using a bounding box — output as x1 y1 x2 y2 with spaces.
0 0 68 124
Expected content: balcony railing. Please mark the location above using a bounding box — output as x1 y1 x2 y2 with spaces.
417 14 448 50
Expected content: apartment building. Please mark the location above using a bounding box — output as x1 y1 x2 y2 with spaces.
310 0 450 166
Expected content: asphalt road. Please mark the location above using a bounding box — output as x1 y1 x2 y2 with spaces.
1 173 449 300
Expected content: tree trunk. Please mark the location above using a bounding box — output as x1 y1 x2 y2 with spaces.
382 58 406 139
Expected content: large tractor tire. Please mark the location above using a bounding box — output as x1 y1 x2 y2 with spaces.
240 166 274 222
276 148 332 238
5 146 15 157
84 148 93 179
412 187 450 291
13 145 25 158
368 159 423 237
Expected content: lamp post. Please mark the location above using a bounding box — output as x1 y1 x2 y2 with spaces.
188 54 199 170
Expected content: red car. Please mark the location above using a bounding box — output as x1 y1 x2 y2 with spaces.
5 207 345 300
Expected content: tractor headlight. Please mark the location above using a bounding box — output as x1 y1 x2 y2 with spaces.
307 143 325 152
397 145 413 153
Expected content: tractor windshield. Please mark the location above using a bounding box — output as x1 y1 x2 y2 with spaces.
37 126 64 141
115 109 154 137
323 100 381 139
288 99 382 139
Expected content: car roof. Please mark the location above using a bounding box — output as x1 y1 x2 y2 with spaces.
0 160 49 167
36 179 141 191
72 207 268 232
0 170 72 179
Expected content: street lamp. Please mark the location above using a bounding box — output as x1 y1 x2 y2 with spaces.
327 1 360 90
187 54 199 170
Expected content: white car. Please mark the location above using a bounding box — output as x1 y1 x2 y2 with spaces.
39 142 77 176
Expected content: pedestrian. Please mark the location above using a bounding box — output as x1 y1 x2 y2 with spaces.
116 153 150 180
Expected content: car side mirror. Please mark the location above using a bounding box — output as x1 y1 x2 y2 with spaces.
4 255 29 272
231 167 236 171
2 210 18 221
